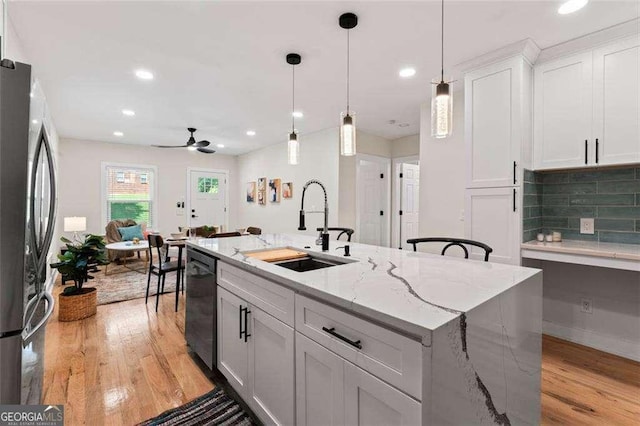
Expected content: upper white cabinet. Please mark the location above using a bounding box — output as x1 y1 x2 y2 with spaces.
465 57 529 188
534 52 593 169
534 36 640 169
593 37 640 165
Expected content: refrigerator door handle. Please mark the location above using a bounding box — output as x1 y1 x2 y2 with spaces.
22 291 54 345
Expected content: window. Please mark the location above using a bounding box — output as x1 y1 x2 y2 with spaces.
103 163 157 228
197 177 219 194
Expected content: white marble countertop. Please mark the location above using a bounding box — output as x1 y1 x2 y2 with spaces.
522 239 640 261
187 234 540 336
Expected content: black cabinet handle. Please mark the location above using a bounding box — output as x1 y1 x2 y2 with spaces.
585 140 588 164
242 307 251 342
596 138 599 164
239 305 243 339
322 326 362 349
513 161 517 185
513 188 517 212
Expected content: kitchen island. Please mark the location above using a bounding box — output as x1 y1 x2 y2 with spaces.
186 234 542 425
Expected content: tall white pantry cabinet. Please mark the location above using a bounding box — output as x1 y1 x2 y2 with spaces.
464 43 537 265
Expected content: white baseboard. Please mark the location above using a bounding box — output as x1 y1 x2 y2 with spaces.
543 320 640 362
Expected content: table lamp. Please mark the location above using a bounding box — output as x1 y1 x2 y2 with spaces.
64 216 86 243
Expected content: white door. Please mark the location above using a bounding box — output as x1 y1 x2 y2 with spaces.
534 52 594 169
247 306 295 426
344 362 421 426
465 187 519 265
465 60 521 188
399 163 420 249
593 36 640 166
217 286 248 398
357 156 389 246
189 169 227 229
296 333 345 426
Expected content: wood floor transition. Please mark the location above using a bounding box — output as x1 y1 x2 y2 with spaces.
42 280 640 425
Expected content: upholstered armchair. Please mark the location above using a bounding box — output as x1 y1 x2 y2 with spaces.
105 219 139 262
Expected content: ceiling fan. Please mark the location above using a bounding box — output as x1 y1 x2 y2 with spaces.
152 127 215 154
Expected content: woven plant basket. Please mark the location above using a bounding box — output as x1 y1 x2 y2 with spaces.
58 287 97 322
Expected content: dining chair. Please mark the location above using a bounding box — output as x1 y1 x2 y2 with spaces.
406 237 493 262
247 226 262 235
211 231 242 238
146 234 185 312
316 227 355 242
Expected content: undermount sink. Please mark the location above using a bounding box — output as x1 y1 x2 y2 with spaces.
273 254 353 272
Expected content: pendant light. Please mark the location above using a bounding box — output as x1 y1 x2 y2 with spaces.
431 0 453 139
286 53 301 165
339 13 358 156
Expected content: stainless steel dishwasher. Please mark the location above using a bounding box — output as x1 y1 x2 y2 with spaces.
185 247 217 370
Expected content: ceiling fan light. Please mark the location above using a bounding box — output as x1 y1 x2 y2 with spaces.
187 145 197 151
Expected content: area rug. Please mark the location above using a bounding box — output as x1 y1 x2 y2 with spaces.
138 387 254 426
76 265 181 306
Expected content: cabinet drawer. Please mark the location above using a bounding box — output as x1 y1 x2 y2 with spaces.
295 294 422 400
218 262 294 326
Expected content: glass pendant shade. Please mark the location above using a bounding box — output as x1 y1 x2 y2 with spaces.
288 132 299 165
340 112 357 156
431 79 453 139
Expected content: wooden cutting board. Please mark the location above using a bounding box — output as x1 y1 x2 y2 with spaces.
245 248 308 263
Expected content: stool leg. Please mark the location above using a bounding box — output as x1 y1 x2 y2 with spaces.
155 274 161 312
145 271 151 304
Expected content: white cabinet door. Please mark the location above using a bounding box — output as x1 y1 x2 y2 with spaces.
465 59 522 188
465 187 519 265
344 362 421 426
295 333 345 426
593 36 640 166
217 286 249 398
534 52 593 169
247 305 295 425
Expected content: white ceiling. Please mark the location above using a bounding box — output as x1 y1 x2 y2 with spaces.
8 1 639 155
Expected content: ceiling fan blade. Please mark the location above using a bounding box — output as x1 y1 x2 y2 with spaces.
195 140 210 148
197 147 216 154
152 144 188 148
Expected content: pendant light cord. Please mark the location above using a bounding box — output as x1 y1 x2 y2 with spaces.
346 29 350 113
441 0 445 83
292 64 295 132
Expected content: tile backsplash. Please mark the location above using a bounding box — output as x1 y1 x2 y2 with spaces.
523 166 640 245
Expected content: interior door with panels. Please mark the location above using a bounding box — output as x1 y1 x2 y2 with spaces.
217 286 249 397
296 333 345 426
344 362 421 426
247 305 295 426
534 51 594 169
465 59 521 188
465 187 519 265
593 36 640 165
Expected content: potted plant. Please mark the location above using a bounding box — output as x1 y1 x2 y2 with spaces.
50 234 110 322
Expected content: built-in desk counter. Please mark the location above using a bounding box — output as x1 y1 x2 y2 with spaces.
522 240 640 272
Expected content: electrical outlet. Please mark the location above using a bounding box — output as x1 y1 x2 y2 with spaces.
581 298 593 314
580 218 595 234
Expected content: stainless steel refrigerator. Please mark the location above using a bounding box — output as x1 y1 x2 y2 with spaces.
0 58 56 404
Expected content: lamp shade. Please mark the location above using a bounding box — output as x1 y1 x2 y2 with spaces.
64 216 86 232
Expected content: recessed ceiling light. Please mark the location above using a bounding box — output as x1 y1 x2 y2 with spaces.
135 69 154 80
558 0 588 14
113 131 124 137
32 119 38 124
246 130 256 136
292 111 304 118
217 144 225 148
122 109 135 116
29 92 34 98
399 67 416 78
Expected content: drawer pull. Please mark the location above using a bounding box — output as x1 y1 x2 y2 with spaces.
322 326 362 349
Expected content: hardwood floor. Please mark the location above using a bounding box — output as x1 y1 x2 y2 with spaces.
42 281 640 425
541 335 640 425
42 283 214 425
